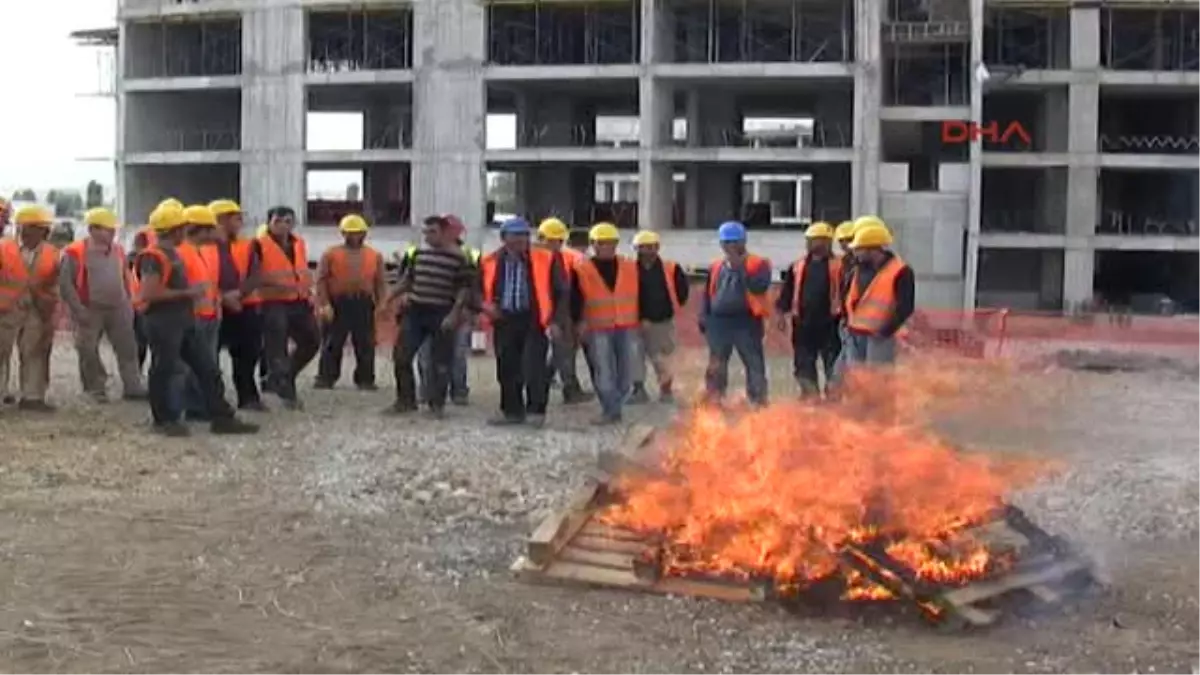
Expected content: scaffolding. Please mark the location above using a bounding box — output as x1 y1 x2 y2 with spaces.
1101 7 1200 71
487 1 639 66
983 7 1068 70
308 9 414 72
126 18 241 79
885 43 969 106
667 0 852 64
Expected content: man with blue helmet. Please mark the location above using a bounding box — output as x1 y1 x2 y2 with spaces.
699 220 772 405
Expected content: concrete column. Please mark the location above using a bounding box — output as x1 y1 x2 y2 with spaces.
411 0 487 229
1063 6 1101 308
852 0 882 217
115 20 131 223
640 0 664 65
240 5 306 224
638 74 673 230
1063 248 1095 309
962 0 985 310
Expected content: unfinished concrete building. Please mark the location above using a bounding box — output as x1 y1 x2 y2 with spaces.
89 0 1198 312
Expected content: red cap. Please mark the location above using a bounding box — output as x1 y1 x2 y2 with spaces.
441 214 465 239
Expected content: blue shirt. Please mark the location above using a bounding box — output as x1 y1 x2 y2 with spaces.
501 252 529 313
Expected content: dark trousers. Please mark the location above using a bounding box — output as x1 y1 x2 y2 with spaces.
317 295 376 386
492 312 551 419
143 313 233 425
219 307 264 406
792 320 841 396
134 312 148 369
261 301 320 401
393 307 454 409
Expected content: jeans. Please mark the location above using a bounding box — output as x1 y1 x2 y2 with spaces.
589 328 634 418
182 317 222 416
704 315 768 404
842 331 898 366
261 301 320 402
394 307 455 409
144 312 233 425
418 322 470 401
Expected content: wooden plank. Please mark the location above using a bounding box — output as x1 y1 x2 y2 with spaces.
572 534 649 555
945 604 1001 627
653 576 765 603
941 557 1090 607
515 555 764 603
579 521 649 542
559 546 635 570
527 481 602 566
533 560 650 589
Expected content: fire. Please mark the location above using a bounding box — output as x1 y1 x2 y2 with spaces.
600 360 1048 597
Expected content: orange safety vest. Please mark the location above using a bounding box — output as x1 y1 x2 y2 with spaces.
133 227 157 250
791 255 842 320
178 242 220 319
0 239 59 312
227 239 260 308
846 255 908 336
256 234 311 303
62 239 132 307
559 246 585 281
658 259 683 314
480 247 555 329
575 256 639 331
132 246 180 310
706 254 771 319
323 245 382 299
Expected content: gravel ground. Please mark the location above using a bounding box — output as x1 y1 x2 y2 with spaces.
0 342 1195 673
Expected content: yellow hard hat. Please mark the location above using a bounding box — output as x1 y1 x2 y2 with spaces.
852 215 887 234
84 207 118 229
149 205 186 232
850 224 894 249
834 220 855 241
14 206 52 228
632 230 660 247
182 204 217 227
256 223 269 237
156 198 184 212
805 222 834 239
208 199 241 217
537 217 569 241
339 214 369 233
589 222 620 242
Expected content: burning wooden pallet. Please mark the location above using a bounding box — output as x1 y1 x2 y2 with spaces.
512 424 1096 628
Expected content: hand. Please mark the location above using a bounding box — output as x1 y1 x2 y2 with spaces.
726 250 746 268
395 293 411 310
546 323 563 341
573 322 588 342
439 312 459 333
316 304 334 324
480 301 500 320
222 290 243 312
773 314 789 332
186 285 207 299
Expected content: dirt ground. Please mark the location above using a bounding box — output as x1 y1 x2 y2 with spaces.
0 343 1196 673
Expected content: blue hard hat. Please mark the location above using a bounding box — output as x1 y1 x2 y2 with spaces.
500 217 531 235
717 220 746 243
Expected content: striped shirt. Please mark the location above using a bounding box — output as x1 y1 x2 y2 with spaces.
398 246 474 309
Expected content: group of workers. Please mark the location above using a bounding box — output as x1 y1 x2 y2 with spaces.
0 193 914 433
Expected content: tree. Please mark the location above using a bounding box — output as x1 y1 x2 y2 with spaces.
45 189 84 218
86 180 104 208
10 188 36 202
487 172 517 214
345 183 361 201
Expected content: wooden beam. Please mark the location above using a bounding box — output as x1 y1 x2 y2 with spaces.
941 557 1091 607
527 481 603 566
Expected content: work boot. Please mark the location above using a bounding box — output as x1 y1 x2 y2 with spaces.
487 413 525 426
239 399 268 412
1 394 15 405
210 417 259 435
312 379 334 390
383 401 417 416
18 400 55 413
153 421 191 437
562 387 594 405
627 384 650 405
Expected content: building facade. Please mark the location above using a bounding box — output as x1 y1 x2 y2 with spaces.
104 0 1198 311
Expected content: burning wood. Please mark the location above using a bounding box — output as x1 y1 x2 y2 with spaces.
514 392 1095 629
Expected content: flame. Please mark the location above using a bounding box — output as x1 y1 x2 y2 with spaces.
600 360 1049 597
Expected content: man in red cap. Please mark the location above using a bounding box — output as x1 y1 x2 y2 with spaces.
407 214 481 405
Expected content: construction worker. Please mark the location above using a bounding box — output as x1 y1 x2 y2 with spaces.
700 220 772 406
254 221 271 391
178 204 224 420
129 224 158 369
480 217 569 427
210 199 266 411
407 215 479 404
314 213 386 390
570 223 639 425
628 230 689 405
59 207 147 403
0 206 60 410
253 206 319 410
832 215 878 382
136 204 257 437
775 222 842 397
842 223 915 366
536 217 593 404
385 214 475 417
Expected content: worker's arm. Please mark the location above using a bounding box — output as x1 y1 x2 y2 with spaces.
58 254 88 319
569 274 585 325
239 241 264 294
744 259 773 295
137 253 198 303
449 255 474 316
314 250 333 307
775 265 796 315
880 266 917 338
373 250 388 305
672 263 690 307
549 253 570 329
